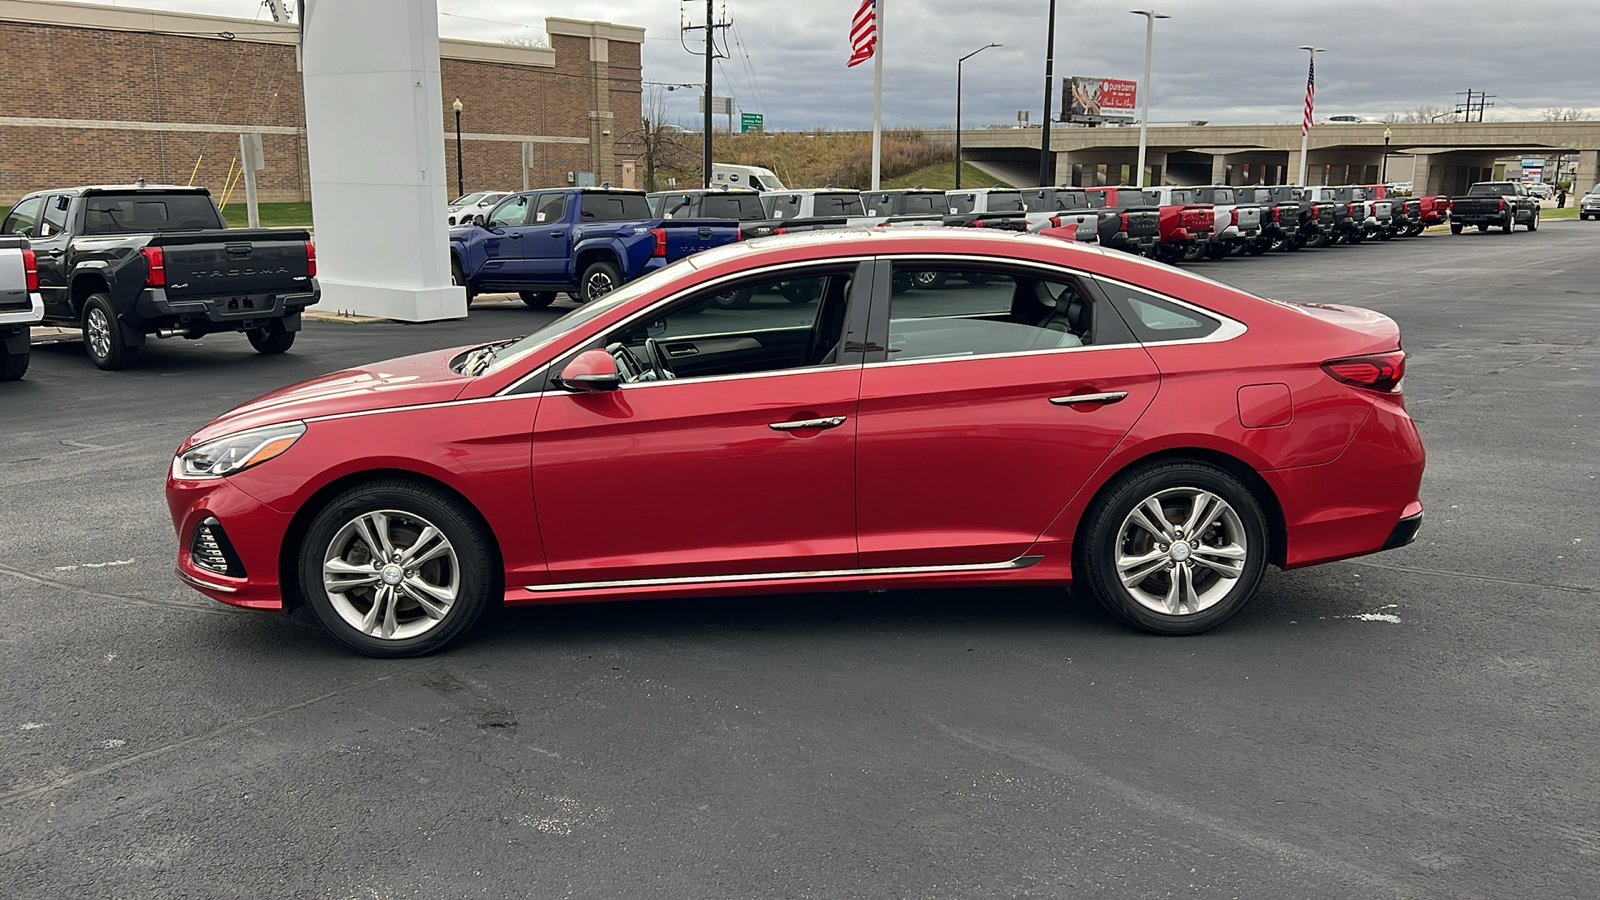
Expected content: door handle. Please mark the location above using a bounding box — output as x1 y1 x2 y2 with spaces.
507 233 522 239
43 249 62 256
549 232 563 237
769 416 847 431
1049 391 1127 406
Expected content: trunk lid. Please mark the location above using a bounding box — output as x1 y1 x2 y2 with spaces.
155 228 313 299
1272 300 1401 355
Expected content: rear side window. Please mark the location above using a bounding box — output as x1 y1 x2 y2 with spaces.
80 193 222 234
535 194 567 224
1096 279 1220 342
579 193 651 221
764 193 802 218
901 193 943 214
946 193 977 215
815 194 864 216
39 194 69 237
700 195 765 219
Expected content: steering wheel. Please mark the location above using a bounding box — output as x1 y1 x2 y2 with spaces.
642 338 675 381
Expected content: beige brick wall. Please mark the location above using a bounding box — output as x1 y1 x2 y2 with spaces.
0 19 644 204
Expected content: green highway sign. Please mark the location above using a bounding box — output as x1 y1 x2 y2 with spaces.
740 112 764 133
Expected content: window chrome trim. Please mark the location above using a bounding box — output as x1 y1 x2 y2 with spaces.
863 340 1141 369
1091 272 1248 345
502 256 875 396
523 554 1043 593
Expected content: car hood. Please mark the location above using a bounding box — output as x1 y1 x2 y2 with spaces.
184 346 474 448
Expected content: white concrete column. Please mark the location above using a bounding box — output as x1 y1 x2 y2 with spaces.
1411 154 1433 196
300 0 466 321
1209 154 1229 185
1575 150 1599 195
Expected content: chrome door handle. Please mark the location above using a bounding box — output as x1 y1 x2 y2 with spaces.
1049 391 1127 406
769 416 847 431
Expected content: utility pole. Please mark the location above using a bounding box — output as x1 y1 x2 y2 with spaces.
682 1 732 188
1038 0 1057 187
1455 89 1495 123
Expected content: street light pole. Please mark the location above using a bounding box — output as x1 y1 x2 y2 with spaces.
956 43 1002 190
452 97 464 199
1295 46 1325 187
1381 125 1392 184
1130 10 1170 188
1038 0 1057 187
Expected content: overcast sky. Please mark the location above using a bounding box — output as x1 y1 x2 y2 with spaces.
107 0 1599 128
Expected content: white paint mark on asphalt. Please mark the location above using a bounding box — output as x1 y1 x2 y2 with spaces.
98 739 127 750
518 796 596 835
53 559 135 572
1345 613 1402 624
105 653 117 662
19 723 48 730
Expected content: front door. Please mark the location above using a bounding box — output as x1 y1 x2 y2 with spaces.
531 262 870 584
854 259 1161 568
475 194 535 282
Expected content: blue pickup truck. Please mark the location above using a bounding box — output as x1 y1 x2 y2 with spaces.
449 187 742 308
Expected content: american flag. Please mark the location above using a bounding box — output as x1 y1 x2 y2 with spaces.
847 0 877 68
1301 56 1315 135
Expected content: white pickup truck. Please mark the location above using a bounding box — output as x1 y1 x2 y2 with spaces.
0 235 43 381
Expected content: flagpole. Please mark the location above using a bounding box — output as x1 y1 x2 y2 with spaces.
1296 45 1324 187
871 0 883 190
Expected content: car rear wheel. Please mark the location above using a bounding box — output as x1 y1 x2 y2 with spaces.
0 344 28 381
519 291 556 309
579 260 622 304
81 293 136 370
300 480 496 657
451 258 476 307
711 287 754 309
1503 213 1515 234
246 321 295 354
1076 461 1269 635
1527 210 1539 232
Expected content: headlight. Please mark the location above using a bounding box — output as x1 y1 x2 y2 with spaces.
173 422 306 479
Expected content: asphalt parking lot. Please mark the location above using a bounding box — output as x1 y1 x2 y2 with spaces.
2 223 1596 898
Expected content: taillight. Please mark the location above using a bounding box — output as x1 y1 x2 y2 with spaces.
1497 198 1506 211
1310 206 1320 219
1049 216 1061 228
973 219 986 228
20 248 38 292
1347 203 1358 217
1229 208 1239 226
1322 351 1405 393
304 240 316 278
650 227 667 258
773 227 788 235
1271 207 1281 222
140 246 165 287
1118 212 1129 230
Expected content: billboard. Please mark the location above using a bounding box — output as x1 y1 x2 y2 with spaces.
1064 76 1138 124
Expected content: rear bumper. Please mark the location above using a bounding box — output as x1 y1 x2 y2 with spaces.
1382 508 1424 551
134 282 319 329
0 293 43 327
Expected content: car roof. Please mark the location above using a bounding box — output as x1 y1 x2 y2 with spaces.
24 184 209 198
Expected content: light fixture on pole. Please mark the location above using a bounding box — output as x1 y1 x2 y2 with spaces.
1130 10 1169 189
1381 124 1392 184
956 42 1002 190
452 97 464 199
1295 46 1324 187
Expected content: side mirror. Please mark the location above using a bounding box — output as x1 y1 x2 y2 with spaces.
560 349 621 391
472 214 487 228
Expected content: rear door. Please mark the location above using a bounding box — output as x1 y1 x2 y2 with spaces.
22 195 71 316
530 260 872 584
854 257 1160 568
522 193 572 280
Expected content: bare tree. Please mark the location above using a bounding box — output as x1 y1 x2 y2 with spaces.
622 88 696 192
1541 107 1585 121
500 34 549 49
1388 104 1449 123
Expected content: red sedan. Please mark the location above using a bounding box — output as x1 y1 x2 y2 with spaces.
167 230 1424 656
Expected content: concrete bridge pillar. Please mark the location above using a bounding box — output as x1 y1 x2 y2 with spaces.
1141 150 1167 187
1412 154 1434 195
1210 154 1230 185
1576 150 1599 193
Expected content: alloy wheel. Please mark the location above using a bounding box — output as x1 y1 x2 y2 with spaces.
1114 487 1247 616
321 509 460 641
586 271 615 300
86 306 112 360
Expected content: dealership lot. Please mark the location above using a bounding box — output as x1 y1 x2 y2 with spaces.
1 225 1596 897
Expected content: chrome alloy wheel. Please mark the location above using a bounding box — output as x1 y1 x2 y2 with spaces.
585 270 616 300
321 510 460 641
1115 487 1248 616
85 306 112 360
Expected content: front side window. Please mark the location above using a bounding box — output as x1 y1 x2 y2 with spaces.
603 265 859 383
487 194 530 227
1096 279 1220 343
885 263 1099 362
3 196 44 236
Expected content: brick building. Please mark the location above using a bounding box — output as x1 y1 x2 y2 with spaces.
0 0 644 203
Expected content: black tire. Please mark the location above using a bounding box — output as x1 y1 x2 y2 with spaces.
911 271 949 290
1346 230 1366 244
1476 223 1489 233
1527 210 1538 232
246 321 295 354
1377 228 1393 241
1180 242 1207 262
1075 460 1270 635
451 258 476 307
1245 240 1268 255
1206 243 1231 260
1304 232 1329 248
710 287 754 309
0 345 27 382
81 293 136 370
1502 213 1515 234
891 271 916 293
519 291 556 309
299 479 497 658
1451 223 1465 235
1407 223 1425 237
579 259 623 304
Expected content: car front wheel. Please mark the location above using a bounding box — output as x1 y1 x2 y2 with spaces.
1076 461 1269 635
299 480 497 657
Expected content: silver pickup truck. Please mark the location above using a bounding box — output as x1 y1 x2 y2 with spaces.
0 235 43 381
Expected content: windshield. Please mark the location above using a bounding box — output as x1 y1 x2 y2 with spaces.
80 192 224 234
482 257 699 375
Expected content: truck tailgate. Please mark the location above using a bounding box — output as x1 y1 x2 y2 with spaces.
657 219 741 260
155 229 313 299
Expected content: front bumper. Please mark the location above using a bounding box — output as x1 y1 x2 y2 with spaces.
167 472 294 610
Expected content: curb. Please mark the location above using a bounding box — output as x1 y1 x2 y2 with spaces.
302 309 398 326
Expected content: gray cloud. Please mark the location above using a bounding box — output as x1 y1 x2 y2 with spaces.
129 0 1600 127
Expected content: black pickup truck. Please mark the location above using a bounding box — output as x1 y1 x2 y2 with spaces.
2 184 317 370
1449 182 1541 234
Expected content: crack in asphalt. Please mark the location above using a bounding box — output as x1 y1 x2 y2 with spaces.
1344 560 1595 595
0 562 235 615
0 673 400 813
